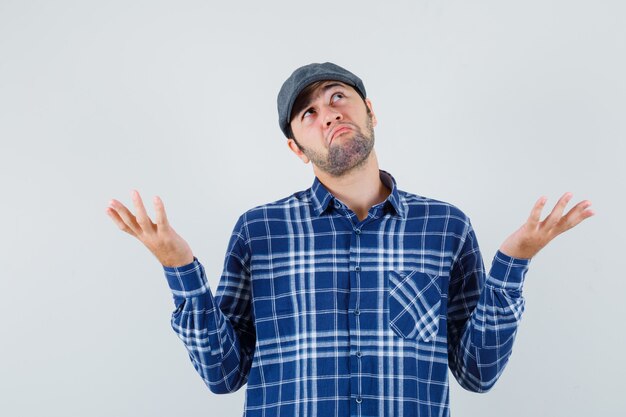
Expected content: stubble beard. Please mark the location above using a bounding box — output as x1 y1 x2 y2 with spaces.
299 115 375 178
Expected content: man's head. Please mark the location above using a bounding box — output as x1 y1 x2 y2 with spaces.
277 62 368 139
277 62 378 177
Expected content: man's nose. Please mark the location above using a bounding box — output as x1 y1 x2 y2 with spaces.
324 108 342 127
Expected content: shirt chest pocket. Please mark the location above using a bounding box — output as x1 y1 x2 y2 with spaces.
388 269 443 342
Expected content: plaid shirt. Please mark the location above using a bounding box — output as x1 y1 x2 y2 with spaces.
163 169 530 417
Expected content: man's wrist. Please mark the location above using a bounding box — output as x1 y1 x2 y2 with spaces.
498 242 536 260
161 254 195 268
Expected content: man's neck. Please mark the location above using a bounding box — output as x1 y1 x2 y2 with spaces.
313 150 391 221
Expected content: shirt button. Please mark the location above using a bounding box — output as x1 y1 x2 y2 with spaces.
354 228 361 235
354 308 360 316
356 351 362 358
356 396 362 404
334 201 341 208
355 265 361 272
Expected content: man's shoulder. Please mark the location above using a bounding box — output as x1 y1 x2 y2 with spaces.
238 188 312 221
398 189 471 225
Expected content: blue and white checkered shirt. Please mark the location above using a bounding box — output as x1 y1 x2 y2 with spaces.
163 169 530 417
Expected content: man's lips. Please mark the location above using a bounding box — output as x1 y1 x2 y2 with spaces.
329 126 352 145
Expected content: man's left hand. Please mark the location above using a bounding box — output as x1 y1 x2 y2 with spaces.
498 192 595 259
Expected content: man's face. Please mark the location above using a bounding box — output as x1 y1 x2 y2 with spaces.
287 81 377 177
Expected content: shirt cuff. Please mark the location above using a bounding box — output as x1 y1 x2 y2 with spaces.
163 256 210 298
486 250 531 292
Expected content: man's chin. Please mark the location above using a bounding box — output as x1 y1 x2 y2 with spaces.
326 156 372 178
329 133 349 148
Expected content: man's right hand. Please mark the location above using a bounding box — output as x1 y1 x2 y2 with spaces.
105 190 195 267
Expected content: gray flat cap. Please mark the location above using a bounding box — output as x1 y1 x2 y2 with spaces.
277 62 367 138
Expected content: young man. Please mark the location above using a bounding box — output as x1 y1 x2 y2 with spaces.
106 62 594 417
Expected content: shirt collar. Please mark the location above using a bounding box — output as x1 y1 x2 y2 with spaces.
310 169 406 219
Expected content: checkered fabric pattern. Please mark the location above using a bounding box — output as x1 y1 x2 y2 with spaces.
163 169 530 417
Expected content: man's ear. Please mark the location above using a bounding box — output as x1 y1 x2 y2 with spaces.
287 138 310 164
365 98 377 127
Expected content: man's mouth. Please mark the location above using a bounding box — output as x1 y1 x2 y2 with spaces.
329 125 352 146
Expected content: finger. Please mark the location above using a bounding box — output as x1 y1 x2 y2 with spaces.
108 199 143 236
131 190 155 232
527 196 547 227
105 206 138 237
153 196 170 228
555 200 595 233
542 192 573 228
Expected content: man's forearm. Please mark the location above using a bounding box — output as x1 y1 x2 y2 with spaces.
448 250 530 392
164 258 254 394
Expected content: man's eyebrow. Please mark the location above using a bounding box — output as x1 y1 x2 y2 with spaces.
320 82 347 93
300 82 349 115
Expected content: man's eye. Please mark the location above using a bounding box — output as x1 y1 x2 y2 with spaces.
331 92 344 102
302 108 315 119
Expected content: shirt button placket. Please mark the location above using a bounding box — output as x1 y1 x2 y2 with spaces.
351 227 363 411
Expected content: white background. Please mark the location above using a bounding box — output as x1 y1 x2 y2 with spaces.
1 1 624 416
